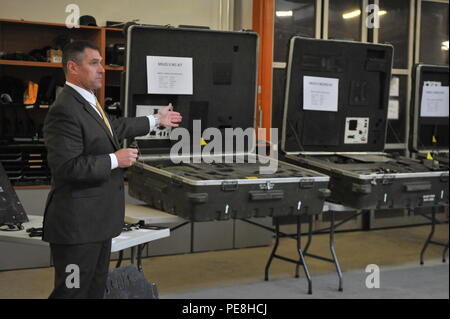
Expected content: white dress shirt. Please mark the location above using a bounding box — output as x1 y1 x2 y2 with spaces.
66 81 156 170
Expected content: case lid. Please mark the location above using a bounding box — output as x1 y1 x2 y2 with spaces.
124 25 258 155
281 37 393 154
410 64 449 153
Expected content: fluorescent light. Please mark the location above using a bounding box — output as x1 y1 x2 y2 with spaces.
342 9 361 19
442 41 449 51
342 9 387 19
276 10 293 17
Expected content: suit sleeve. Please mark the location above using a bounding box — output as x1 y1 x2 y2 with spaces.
111 116 150 141
44 104 111 184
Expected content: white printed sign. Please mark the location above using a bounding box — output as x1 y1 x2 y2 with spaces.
388 99 399 120
147 56 193 95
303 76 339 112
389 76 399 97
420 86 449 118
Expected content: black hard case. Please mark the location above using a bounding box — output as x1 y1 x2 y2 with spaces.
281 37 449 210
124 26 330 222
410 64 449 165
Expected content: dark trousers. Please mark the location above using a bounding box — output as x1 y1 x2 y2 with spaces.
49 239 112 299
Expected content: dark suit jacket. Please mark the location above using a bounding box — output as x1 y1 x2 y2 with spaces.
42 85 149 244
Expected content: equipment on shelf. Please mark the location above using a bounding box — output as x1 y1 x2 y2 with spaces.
106 43 125 66
79 15 97 26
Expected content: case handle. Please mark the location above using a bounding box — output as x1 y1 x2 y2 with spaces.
403 182 432 192
352 183 372 194
187 193 208 204
221 181 238 192
249 190 284 201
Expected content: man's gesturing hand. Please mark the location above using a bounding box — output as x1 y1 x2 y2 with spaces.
156 103 182 127
115 148 139 168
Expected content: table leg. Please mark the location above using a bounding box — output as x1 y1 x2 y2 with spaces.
137 244 143 272
329 211 343 292
420 207 436 265
264 218 280 281
130 247 136 265
296 215 312 295
442 241 449 263
115 250 123 268
303 215 313 255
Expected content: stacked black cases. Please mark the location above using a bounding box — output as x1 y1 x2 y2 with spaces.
282 37 449 210
124 26 331 222
0 163 28 226
0 144 50 185
410 64 449 165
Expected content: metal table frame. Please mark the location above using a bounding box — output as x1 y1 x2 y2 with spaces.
0 215 170 273
115 221 188 271
419 206 449 265
241 202 356 294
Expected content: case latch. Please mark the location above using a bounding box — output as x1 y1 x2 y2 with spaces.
259 181 275 190
381 175 395 185
299 179 314 189
221 181 238 191
440 173 449 183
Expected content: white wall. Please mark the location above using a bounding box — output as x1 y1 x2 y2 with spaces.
234 0 253 30
0 0 247 30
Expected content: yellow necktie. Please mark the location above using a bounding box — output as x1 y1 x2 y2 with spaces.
95 101 113 136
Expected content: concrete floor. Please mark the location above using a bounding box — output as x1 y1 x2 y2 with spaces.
162 260 449 299
0 223 448 299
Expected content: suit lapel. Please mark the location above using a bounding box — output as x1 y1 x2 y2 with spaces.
64 85 120 150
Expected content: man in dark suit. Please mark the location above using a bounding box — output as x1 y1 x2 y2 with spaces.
43 40 182 299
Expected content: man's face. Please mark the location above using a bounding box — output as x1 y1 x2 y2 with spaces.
72 48 105 91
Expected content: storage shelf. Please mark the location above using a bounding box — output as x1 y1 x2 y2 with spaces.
0 18 126 186
105 65 124 71
105 27 123 32
13 185 51 190
0 59 62 68
0 18 101 30
0 60 124 71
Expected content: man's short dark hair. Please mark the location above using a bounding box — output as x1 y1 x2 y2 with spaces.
62 40 100 74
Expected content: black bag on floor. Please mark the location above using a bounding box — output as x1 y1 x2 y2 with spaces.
104 265 158 299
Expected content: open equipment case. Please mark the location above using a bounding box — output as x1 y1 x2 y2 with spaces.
124 26 330 222
410 64 449 165
282 37 449 210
